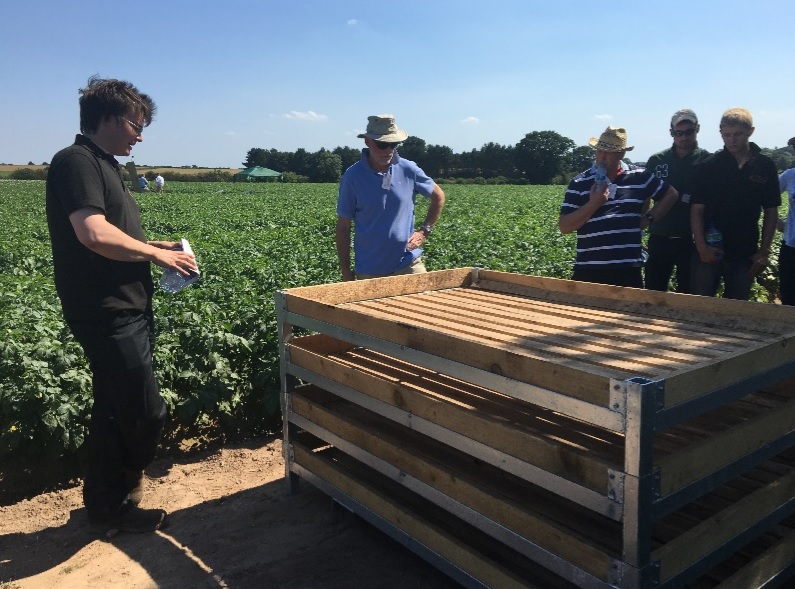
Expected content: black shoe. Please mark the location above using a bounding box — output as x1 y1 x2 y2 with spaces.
89 503 168 537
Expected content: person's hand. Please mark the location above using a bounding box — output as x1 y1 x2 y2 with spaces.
749 250 770 277
151 248 197 276
588 183 610 206
406 230 427 251
696 243 723 264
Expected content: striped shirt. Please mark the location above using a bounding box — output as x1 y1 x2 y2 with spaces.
561 162 667 269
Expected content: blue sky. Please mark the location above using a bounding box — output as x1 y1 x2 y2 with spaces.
2 0 793 169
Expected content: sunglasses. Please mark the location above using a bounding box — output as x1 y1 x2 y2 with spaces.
672 128 696 137
374 140 400 150
119 116 144 135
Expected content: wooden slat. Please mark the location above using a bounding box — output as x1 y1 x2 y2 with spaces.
658 392 795 493
285 298 615 405
283 267 473 306
292 443 548 589
712 525 795 589
472 270 795 334
653 467 795 581
351 296 702 372
424 289 745 355
288 337 622 492
290 387 619 580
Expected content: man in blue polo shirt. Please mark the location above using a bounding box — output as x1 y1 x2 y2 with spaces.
336 114 445 281
559 126 679 288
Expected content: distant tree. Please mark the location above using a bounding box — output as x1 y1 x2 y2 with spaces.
290 148 312 177
425 144 454 178
398 136 427 167
332 146 360 172
514 131 575 184
566 145 596 175
243 148 268 168
762 147 795 172
310 149 342 182
478 142 516 178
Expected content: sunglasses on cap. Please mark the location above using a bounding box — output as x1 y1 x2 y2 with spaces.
671 128 696 137
374 140 400 150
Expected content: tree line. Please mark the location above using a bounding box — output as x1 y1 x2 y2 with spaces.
243 131 795 185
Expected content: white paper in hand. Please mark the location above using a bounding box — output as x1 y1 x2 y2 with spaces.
160 238 199 293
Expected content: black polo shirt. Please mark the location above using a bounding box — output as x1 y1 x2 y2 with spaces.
46 135 153 323
692 143 780 260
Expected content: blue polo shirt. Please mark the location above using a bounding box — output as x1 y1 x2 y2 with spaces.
337 149 435 275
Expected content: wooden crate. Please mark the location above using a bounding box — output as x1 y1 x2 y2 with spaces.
277 268 795 589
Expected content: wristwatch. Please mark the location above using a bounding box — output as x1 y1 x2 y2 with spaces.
419 224 434 234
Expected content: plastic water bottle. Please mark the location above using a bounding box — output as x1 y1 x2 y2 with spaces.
160 239 199 293
592 162 608 191
705 220 724 260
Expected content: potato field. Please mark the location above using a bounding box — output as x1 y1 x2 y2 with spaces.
0 180 576 463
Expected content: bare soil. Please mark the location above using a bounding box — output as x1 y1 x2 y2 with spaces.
0 437 462 589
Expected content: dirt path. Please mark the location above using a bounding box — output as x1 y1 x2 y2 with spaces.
0 437 462 589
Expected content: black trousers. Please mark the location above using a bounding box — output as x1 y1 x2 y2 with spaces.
644 234 693 293
69 308 166 517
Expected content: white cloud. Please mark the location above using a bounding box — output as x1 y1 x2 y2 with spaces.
224 131 236 136
283 110 329 122
594 114 613 120
347 19 359 26
461 116 480 125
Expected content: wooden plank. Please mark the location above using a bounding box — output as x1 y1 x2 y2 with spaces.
658 394 795 494
285 298 615 405
292 443 547 589
282 267 473 306
351 295 704 372
712 525 795 589
662 337 795 407
653 467 795 581
473 270 795 334
424 289 743 356
290 389 618 581
288 341 620 492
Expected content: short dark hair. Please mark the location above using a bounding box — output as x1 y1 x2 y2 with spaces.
78 75 156 134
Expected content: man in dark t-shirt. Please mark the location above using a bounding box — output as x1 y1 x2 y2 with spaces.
46 77 197 535
690 107 780 300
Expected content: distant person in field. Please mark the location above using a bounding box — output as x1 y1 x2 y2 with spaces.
138 173 150 192
559 125 679 288
777 137 795 305
336 114 445 280
643 109 710 293
154 173 164 193
45 76 197 535
690 107 780 300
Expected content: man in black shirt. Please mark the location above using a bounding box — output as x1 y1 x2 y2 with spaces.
644 109 710 292
46 77 197 534
690 107 780 300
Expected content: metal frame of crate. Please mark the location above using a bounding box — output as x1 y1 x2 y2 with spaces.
277 268 795 589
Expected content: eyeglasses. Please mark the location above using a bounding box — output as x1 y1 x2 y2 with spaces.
374 140 400 150
119 116 144 135
672 128 696 137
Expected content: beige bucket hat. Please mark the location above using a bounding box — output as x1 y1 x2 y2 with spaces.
357 114 409 142
589 126 634 152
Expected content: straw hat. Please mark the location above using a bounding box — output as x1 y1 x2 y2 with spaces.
357 114 409 142
588 126 634 152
